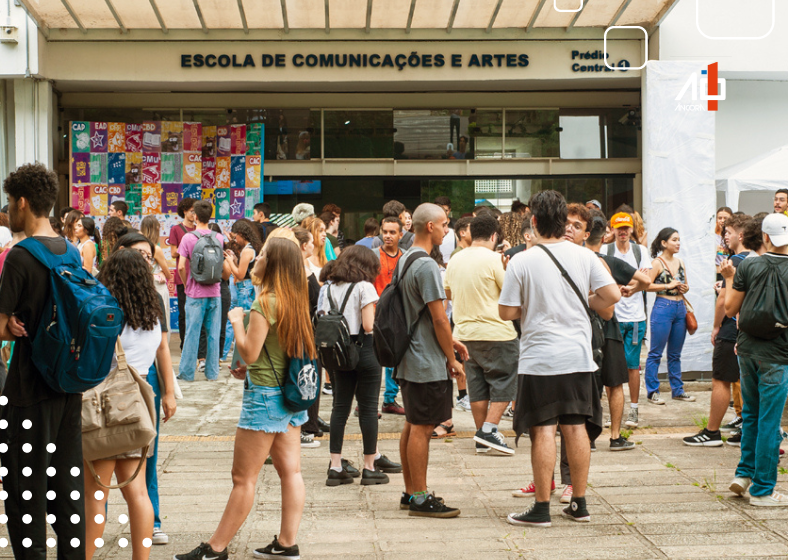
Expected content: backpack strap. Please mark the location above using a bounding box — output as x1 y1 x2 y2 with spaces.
537 244 595 322
338 283 358 315
605 244 615 257
632 243 641 265
18 237 81 269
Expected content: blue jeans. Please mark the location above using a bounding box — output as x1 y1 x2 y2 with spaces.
383 367 399 404
223 278 254 358
145 364 162 530
645 298 687 397
179 296 221 381
736 356 788 497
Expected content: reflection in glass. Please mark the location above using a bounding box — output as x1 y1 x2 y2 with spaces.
470 110 502 159
506 110 560 158
558 109 639 159
393 109 474 160
323 111 393 158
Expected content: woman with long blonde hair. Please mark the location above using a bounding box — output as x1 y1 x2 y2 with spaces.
141 216 173 331
302 215 328 275
176 238 314 560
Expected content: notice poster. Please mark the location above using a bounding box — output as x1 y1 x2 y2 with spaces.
71 153 90 184
217 126 231 157
108 184 125 206
161 153 183 184
161 121 183 153
71 121 90 153
246 123 263 156
162 184 181 213
71 185 90 213
182 183 201 200
201 188 216 218
90 122 108 153
202 126 217 158
127 184 143 215
230 188 246 220
183 122 202 153
202 157 216 189
126 124 143 152
108 153 126 185
215 188 231 219
126 152 142 184
142 121 161 152
244 189 259 219
231 124 246 156
142 184 162 215
142 153 161 184
246 156 261 189
183 153 202 184
215 157 231 189
108 122 126 153
90 153 108 184
90 184 108 216
230 156 245 189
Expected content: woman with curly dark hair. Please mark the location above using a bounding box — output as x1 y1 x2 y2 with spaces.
95 233 178 549
319 245 401 486
101 216 125 263
222 220 261 357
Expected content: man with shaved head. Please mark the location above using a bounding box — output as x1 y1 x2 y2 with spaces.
395 203 467 518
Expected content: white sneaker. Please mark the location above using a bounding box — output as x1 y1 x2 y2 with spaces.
750 491 788 507
455 395 471 412
730 476 752 496
603 416 611 429
560 485 573 504
151 528 168 545
300 433 321 448
648 392 666 405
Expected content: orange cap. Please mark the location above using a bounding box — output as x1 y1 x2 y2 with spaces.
610 212 634 229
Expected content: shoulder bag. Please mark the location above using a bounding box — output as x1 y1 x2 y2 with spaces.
81 340 157 489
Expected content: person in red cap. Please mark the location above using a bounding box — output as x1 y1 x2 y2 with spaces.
603 211 652 426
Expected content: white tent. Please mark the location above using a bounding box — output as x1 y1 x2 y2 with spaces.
717 145 788 211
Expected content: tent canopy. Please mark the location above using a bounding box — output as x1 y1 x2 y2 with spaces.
716 145 788 211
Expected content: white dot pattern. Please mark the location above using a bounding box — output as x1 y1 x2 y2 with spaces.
94 538 104 548
70 514 80 524
22 443 32 453
0 538 7 548
0 444 8 453
22 467 31 477
70 490 80 500
94 514 104 524
71 466 80 476
46 514 56 524
46 443 56 453
0 514 7 524
22 491 32 501
22 514 31 525
0 467 7 477
142 538 152 548
46 467 56 477
94 490 104 500
22 538 31 548
0 395 8 405
0 419 7 429
46 538 55 548
22 419 31 429
46 490 56 500
0 491 8 500
118 514 129 524
118 538 128 548
70 538 80 548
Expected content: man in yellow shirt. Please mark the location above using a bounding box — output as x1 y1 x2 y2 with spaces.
774 189 788 216
444 214 518 455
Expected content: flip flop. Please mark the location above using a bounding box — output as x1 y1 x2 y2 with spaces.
431 423 456 439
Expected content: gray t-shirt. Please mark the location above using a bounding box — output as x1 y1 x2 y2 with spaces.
395 247 447 383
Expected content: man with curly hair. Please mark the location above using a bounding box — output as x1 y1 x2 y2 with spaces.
0 163 86 558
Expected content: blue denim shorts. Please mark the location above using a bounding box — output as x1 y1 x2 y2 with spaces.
238 379 308 433
620 321 647 370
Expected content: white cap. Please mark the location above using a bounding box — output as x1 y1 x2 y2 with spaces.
763 213 788 247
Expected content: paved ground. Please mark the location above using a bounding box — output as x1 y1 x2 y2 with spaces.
6 341 788 559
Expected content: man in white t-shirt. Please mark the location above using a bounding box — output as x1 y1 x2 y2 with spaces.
602 212 652 428
499 190 619 528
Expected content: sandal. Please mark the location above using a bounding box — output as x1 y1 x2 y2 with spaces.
431 423 456 439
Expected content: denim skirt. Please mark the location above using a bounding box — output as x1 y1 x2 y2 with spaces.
238 378 308 433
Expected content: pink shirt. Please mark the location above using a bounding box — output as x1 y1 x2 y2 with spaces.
167 223 196 286
177 229 225 299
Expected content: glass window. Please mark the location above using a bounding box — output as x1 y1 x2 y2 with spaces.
393 109 474 160
505 110 560 158
323 110 393 159
469 110 502 159
558 108 640 159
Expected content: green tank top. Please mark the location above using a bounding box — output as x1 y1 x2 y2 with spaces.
248 295 288 387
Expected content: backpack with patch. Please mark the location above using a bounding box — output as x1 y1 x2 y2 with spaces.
372 252 429 368
264 346 320 412
738 257 788 340
189 231 223 285
315 283 360 372
18 237 125 393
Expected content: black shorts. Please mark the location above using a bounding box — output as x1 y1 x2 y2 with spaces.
399 378 453 426
514 372 602 443
712 340 740 383
600 339 629 388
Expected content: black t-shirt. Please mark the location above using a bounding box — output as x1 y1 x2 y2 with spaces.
717 252 749 343
596 253 637 342
505 244 527 258
0 236 68 407
733 252 788 365
307 273 320 320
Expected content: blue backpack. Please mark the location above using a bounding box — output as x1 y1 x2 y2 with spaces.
264 346 320 412
18 238 124 393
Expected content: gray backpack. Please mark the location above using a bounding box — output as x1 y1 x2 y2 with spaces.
189 231 223 285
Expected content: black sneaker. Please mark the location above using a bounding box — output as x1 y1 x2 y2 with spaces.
408 494 460 518
361 468 390 486
400 492 444 510
683 428 723 447
727 431 742 447
590 440 597 452
326 467 354 487
317 417 331 432
561 497 590 523
322 383 333 395
721 416 743 433
475 441 490 454
374 454 402 473
253 536 300 559
473 427 514 455
506 501 551 527
175 542 228 560
609 437 635 451
342 458 360 478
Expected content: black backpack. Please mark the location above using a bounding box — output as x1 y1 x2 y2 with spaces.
315 283 360 372
373 252 429 368
738 258 788 340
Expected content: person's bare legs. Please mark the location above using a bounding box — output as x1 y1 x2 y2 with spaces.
84 459 116 560
561 423 590 498
708 379 732 432
606 385 625 439
470 400 488 429
115 459 154 560
486 401 509 425
529 425 558 502
401 422 413 494
627 368 640 404
208 428 276 551
269 424 305 548
403 422 433 493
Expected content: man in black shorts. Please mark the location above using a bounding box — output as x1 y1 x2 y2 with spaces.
500 191 620 527
685 214 752 447
395 203 467 518
579 207 650 450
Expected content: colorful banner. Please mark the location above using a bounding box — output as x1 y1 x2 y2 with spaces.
71 122 90 153
90 184 108 216
162 184 181 214
142 184 162 215
108 122 126 153
108 153 126 185
90 122 108 153
215 188 231 219
184 153 202 184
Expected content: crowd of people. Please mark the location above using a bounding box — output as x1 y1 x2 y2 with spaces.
1 162 788 559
